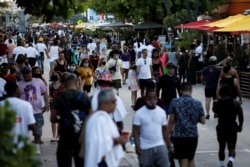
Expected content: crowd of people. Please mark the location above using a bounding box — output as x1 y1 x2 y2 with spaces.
0 29 245 167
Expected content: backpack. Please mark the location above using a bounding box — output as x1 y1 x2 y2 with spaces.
59 91 88 134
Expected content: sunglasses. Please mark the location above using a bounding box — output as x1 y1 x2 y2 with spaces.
22 71 31 75
144 60 146 65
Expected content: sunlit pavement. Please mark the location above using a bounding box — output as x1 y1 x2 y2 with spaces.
39 56 250 167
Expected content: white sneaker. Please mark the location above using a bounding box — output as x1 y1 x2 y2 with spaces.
35 144 41 155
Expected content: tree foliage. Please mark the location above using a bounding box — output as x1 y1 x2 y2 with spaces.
0 102 41 167
89 0 228 25
0 1 8 8
15 0 88 22
164 0 229 28
88 0 166 23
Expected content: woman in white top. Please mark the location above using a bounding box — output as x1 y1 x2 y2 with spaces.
78 44 89 64
26 43 39 67
48 40 60 67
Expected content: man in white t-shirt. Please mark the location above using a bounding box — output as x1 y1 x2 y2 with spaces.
13 40 27 62
87 39 97 55
1 81 35 148
36 38 49 73
136 48 154 97
145 41 155 58
133 89 171 167
194 40 204 83
27 43 39 67
18 66 49 154
106 50 123 96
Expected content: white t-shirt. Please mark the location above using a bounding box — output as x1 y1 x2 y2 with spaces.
195 45 203 62
136 57 152 79
36 43 47 53
4 97 36 136
87 42 97 55
26 46 39 58
49 45 59 62
13 46 27 61
106 58 123 80
133 106 167 149
146 44 155 58
0 78 6 97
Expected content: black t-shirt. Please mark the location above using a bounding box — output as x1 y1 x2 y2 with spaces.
128 49 136 63
202 65 221 89
157 74 181 104
52 89 91 141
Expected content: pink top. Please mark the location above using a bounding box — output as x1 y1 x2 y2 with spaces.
7 43 16 58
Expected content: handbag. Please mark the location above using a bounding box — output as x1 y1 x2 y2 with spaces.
109 60 118 74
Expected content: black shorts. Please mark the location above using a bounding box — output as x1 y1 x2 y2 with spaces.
205 88 216 99
216 126 237 144
112 79 122 89
83 85 91 93
173 137 198 160
139 79 152 90
196 62 203 71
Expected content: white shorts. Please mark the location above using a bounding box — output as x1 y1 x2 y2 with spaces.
122 61 130 69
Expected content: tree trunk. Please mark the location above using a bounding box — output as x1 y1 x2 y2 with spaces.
185 0 194 21
163 0 171 15
195 0 199 19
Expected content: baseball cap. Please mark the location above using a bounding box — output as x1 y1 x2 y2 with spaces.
209 56 217 62
166 63 175 69
5 74 17 82
0 63 9 69
21 66 31 73
38 37 43 42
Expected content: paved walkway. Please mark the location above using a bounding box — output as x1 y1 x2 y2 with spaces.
38 57 250 167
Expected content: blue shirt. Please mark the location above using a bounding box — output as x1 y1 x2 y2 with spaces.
202 65 221 89
168 95 205 138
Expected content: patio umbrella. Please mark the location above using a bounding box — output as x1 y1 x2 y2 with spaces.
175 20 211 29
214 15 250 33
175 20 217 31
206 14 245 28
48 23 64 27
96 22 132 29
133 20 163 29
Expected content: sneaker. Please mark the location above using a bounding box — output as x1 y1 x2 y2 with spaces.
36 144 41 155
227 161 233 167
205 114 210 119
214 113 218 118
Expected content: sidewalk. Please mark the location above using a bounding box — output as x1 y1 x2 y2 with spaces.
39 85 139 167
39 83 250 167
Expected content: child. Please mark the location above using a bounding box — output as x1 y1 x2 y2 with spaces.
127 63 139 108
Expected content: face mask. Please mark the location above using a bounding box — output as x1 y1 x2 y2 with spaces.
10 68 16 74
33 73 42 78
83 63 89 67
102 62 106 66
51 75 59 81
115 55 119 59
69 66 76 72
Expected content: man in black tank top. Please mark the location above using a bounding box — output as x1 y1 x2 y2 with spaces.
217 65 242 104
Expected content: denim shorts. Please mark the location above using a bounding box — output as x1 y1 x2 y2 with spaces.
33 113 44 137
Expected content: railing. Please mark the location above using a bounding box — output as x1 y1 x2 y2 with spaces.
239 71 250 98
